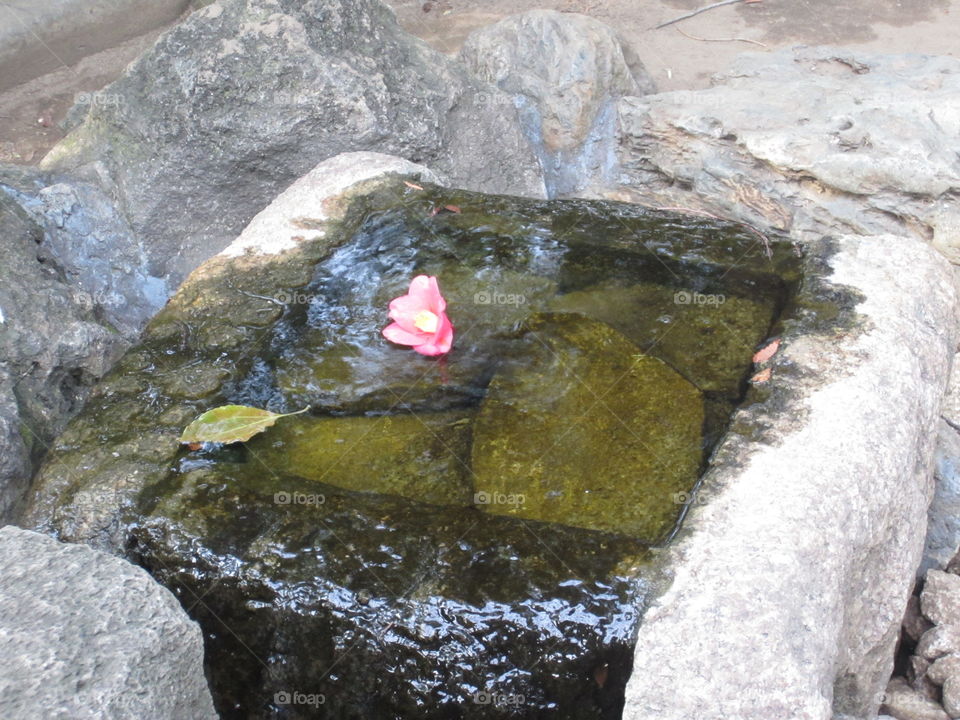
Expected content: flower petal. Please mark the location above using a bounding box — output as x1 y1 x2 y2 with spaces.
382 323 426 346
407 275 446 314
412 313 454 356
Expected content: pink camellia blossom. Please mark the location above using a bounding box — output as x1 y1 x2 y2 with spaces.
381 275 454 356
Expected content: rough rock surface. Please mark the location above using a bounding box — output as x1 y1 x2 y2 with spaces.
0 525 215 720
460 10 653 196
622 235 958 720
0 193 127 523
881 677 951 720
37 0 545 301
608 46 960 261
922 571 960 628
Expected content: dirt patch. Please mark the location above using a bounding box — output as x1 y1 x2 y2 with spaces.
1 0 958 166
0 29 165 165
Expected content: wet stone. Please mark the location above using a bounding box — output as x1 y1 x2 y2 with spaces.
471 313 705 541
243 411 475 506
25 181 800 718
550 282 775 397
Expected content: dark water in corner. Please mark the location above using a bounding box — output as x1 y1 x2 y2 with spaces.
126 186 800 719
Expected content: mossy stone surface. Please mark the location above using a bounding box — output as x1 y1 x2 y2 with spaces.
550 283 775 397
244 411 474 506
472 313 704 541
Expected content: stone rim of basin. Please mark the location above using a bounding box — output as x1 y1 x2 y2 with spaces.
23 150 897 720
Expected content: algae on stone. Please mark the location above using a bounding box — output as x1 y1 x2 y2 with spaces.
472 313 704 541
244 411 474 506
550 282 774 397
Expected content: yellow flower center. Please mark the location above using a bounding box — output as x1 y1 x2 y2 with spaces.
413 310 439 333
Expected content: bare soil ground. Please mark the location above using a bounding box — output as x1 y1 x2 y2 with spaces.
1 0 958 166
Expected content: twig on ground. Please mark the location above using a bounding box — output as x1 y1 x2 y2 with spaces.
676 27 767 47
654 0 759 30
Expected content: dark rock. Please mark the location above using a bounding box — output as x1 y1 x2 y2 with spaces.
39 0 546 301
906 594 936 644
0 193 128 522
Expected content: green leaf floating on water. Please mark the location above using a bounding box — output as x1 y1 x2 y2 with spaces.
179 405 308 445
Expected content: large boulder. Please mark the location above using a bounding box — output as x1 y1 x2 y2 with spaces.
460 10 654 196
621 235 958 720
34 0 545 315
0 525 216 720
0 193 127 523
609 46 960 261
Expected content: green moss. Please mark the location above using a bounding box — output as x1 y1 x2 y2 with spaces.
472 313 704 542
244 411 474 506
550 282 774 397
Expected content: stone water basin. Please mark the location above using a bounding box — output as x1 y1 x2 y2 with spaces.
24 155 802 718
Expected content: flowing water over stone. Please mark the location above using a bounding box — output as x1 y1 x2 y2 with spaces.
26 182 801 718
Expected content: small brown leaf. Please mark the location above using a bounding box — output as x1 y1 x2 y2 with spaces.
186 442 202 451
403 180 424 191
750 367 772 383
444 204 461 214
752 338 781 364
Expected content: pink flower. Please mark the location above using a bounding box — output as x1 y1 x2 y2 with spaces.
382 275 454 356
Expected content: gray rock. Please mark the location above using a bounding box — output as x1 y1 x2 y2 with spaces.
909 656 938 700
881 677 950 720
906 594 936 644
622 235 958 720
943 675 960 717
918 625 960 662
928 653 960 686
0 193 128 523
0 525 215 719
39 0 545 300
923 570 960 627
609 47 960 260
922 421 960 575
460 10 653 196
4 174 169 333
